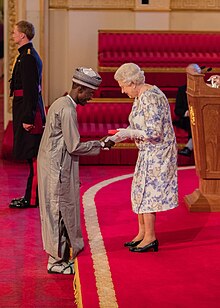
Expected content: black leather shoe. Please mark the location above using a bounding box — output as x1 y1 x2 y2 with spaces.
9 197 30 209
129 239 159 252
124 239 143 247
178 147 192 156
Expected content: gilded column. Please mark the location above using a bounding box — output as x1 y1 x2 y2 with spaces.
5 0 18 115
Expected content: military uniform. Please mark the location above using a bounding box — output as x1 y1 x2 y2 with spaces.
9 42 45 207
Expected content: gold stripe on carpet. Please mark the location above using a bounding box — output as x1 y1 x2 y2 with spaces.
74 258 83 308
81 174 133 308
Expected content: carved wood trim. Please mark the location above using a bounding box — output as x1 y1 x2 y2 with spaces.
134 0 170 11
49 0 220 11
98 66 220 74
170 0 220 11
49 0 135 10
49 0 169 11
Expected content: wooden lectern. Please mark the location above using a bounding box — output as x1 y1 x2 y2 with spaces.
184 73 220 212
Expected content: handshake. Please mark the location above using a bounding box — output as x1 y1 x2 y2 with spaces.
99 128 140 150
100 137 115 150
99 128 142 150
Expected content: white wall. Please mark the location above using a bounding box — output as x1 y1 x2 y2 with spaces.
170 11 220 31
49 9 135 103
48 9 68 103
135 12 170 29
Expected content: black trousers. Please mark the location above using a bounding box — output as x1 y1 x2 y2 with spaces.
24 158 39 206
173 117 192 139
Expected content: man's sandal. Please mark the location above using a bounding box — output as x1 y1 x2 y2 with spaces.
47 261 74 275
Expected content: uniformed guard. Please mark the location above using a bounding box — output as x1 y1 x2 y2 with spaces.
9 20 46 208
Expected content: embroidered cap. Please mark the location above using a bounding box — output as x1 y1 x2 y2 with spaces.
72 67 102 90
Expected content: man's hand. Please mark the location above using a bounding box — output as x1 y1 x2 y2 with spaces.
23 123 34 131
184 110 189 117
100 137 115 150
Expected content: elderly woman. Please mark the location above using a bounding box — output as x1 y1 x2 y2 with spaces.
109 63 178 252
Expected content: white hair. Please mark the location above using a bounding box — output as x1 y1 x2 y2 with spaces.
186 63 201 74
114 63 145 86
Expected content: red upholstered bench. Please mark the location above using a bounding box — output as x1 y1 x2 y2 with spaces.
77 99 137 165
96 30 220 99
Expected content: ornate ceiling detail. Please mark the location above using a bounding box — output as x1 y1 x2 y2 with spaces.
49 0 135 10
49 0 220 11
170 0 220 10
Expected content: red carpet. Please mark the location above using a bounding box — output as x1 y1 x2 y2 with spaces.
0 159 76 308
0 78 3 158
75 166 220 308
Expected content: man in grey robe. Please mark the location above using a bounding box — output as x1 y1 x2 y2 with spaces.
38 67 114 274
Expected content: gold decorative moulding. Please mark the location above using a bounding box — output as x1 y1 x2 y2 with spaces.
49 0 220 11
189 105 196 126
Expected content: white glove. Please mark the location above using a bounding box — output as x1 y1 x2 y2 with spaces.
116 128 144 140
117 128 156 141
104 134 124 144
104 128 129 143
106 128 161 144
106 128 152 143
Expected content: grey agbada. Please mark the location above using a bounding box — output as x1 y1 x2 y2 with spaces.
37 67 104 266
38 95 101 259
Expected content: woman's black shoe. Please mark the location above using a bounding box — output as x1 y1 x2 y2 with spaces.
129 239 159 252
124 239 142 247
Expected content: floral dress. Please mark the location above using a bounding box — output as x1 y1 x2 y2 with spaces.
129 86 178 213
